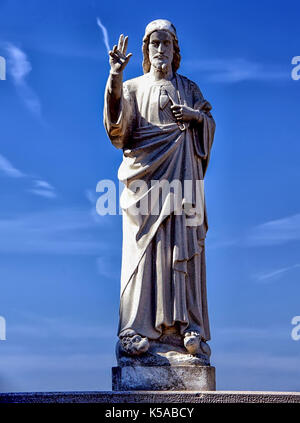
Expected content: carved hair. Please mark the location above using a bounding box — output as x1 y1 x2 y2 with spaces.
142 31 181 74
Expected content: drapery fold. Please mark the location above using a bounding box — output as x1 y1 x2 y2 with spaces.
104 73 215 340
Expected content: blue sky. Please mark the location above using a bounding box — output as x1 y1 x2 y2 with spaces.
0 0 300 392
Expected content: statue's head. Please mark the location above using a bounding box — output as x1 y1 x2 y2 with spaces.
142 19 181 74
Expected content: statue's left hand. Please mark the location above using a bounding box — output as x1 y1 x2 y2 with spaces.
171 104 203 123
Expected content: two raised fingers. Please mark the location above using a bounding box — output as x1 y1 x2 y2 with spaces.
109 34 132 62
111 34 128 56
117 34 128 55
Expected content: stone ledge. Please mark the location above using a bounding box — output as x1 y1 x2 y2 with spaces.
0 391 300 403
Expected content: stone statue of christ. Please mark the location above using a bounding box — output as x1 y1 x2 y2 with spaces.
104 19 215 364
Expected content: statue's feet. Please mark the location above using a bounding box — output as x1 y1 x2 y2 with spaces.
183 331 211 358
183 331 201 355
119 330 150 356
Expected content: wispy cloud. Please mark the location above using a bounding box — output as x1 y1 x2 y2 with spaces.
213 351 300 373
96 17 110 54
0 208 110 255
9 312 115 341
0 153 56 199
0 352 113 372
208 213 300 250
28 179 56 199
28 189 56 199
254 263 300 283
215 325 289 341
6 44 31 84
185 58 287 83
34 180 54 190
5 43 41 116
0 154 25 178
246 213 300 246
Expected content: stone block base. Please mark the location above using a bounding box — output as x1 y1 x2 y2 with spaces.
112 366 216 391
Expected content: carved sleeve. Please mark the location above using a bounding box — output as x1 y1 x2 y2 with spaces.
191 81 216 175
103 82 135 149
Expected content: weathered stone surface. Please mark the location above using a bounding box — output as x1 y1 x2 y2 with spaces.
112 365 216 391
116 331 210 367
1 390 300 403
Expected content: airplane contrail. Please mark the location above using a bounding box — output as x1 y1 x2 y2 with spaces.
96 17 110 54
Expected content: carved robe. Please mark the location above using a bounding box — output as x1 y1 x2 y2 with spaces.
104 72 215 341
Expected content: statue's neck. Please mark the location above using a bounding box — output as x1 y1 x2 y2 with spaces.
149 65 173 81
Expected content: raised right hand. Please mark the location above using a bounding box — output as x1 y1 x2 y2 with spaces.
109 34 132 74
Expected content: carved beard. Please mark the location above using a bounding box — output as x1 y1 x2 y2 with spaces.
153 62 169 73
161 63 168 72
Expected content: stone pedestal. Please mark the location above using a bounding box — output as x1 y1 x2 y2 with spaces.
112 366 216 391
